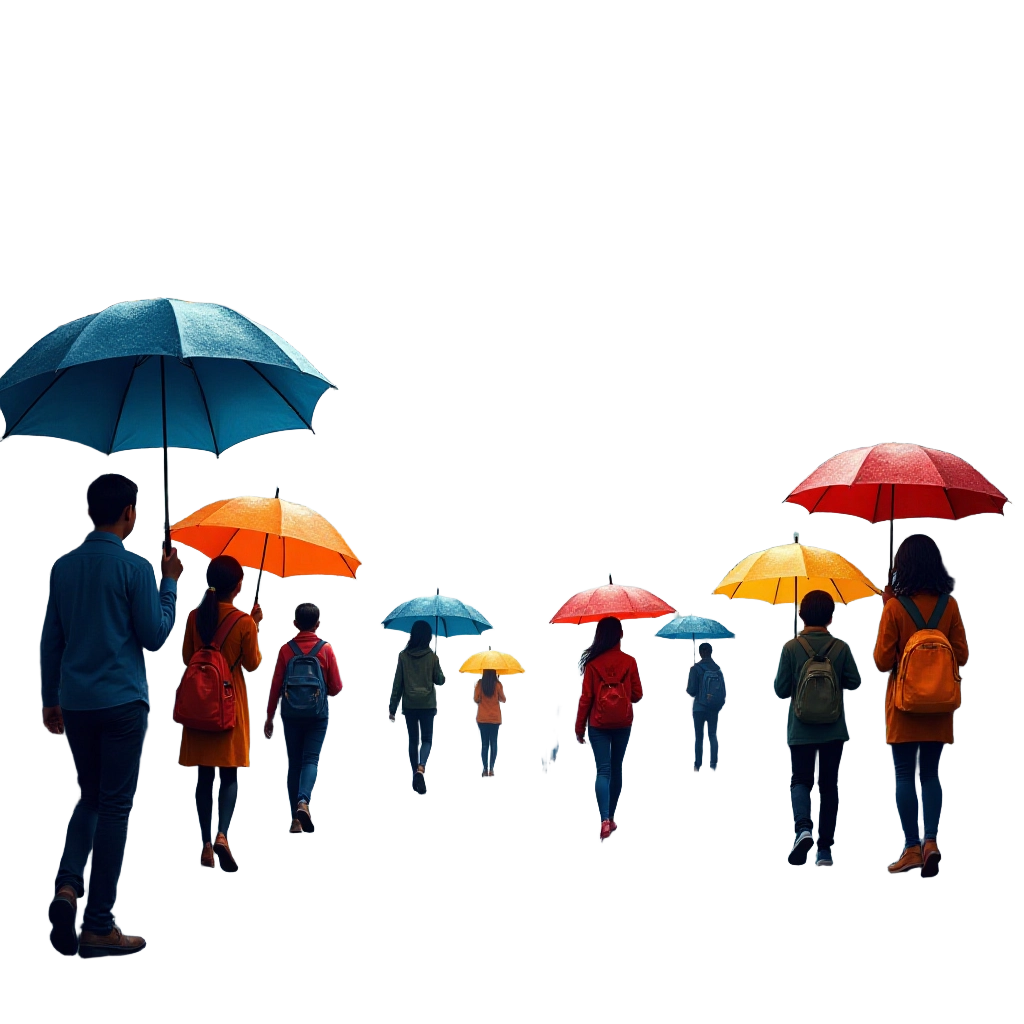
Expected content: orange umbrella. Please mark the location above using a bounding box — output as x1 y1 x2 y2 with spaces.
170 490 360 601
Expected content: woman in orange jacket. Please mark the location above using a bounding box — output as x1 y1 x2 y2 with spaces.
874 535 967 878
474 669 505 777
179 556 262 872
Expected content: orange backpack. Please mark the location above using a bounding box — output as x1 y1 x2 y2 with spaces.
894 595 961 714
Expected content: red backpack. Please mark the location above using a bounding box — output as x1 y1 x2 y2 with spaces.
591 659 633 729
173 611 245 732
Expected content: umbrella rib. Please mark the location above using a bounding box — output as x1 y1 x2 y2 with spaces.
2 368 69 438
106 358 142 455
187 360 221 457
807 487 830 514
773 577 781 605
943 487 958 521
218 527 242 557
871 484 883 524
832 578 847 605
243 361 313 431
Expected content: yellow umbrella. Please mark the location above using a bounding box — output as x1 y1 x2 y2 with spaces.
714 533 881 634
459 648 525 676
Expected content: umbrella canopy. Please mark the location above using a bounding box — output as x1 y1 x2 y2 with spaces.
656 615 735 639
459 649 525 675
170 492 360 603
383 591 492 638
714 539 880 635
550 576 675 624
0 298 334 548
785 442 1008 571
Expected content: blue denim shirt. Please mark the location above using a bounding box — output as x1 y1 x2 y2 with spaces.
40 532 178 710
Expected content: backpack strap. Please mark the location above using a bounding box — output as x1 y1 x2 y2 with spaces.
309 640 327 657
209 610 246 652
925 594 950 631
795 636 817 660
287 640 303 658
898 596 927 631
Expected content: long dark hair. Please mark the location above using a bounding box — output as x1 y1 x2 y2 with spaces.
480 668 498 698
891 534 955 597
406 619 432 651
197 556 244 645
579 616 623 673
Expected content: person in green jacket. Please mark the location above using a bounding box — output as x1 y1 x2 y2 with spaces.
389 620 445 794
774 590 861 867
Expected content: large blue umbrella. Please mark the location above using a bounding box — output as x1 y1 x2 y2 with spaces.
0 298 334 549
656 614 736 663
383 590 492 645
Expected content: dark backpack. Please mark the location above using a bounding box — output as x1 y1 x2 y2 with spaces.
281 640 329 720
698 663 726 711
793 636 842 724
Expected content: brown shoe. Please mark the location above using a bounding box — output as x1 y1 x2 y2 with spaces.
296 800 314 833
48 885 79 956
290 818 303 833
213 832 238 873
888 844 923 873
921 839 942 878
200 842 215 868
78 925 146 958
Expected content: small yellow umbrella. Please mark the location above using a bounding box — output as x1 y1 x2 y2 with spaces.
714 533 881 635
459 648 525 676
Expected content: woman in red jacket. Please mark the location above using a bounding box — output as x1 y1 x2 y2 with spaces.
575 617 643 840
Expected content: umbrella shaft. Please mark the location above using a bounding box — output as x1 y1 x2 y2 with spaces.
161 357 170 556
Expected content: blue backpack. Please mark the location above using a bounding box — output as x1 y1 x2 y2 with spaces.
698 663 726 711
281 640 329 720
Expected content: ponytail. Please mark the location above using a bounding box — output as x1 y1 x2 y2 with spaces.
197 556 244 645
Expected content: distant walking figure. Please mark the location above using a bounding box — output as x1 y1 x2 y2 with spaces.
389 620 445 794
774 591 861 867
265 603 343 833
179 556 262 872
42 474 181 958
687 643 725 771
575 617 643 841
474 669 506 776
874 535 968 878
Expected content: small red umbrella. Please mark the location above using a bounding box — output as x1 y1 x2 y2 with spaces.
785 442 1008 574
550 576 676 624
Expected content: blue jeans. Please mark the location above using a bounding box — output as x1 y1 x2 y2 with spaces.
55 700 148 935
283 716 329 811
588 725 631 822
478 722 499 770
404 708 436 770
693 705 719 768
790 740 844 850
892 741 943 845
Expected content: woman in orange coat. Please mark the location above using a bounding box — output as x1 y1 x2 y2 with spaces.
874 535 967 878
179 556 262 872
474 669 506 777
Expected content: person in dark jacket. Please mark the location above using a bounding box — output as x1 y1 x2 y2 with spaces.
389 620 445 794
774 590 861 867
686 643 725 771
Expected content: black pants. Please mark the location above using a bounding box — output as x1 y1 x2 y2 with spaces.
478 722 499 770
693 705 719 768
404 708 436 771
789 740 844 850
196 766 238 844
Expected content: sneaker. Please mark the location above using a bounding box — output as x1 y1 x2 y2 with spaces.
788 830 814 865
711 765 717 771
413 768 427 794
888 844 923 873
482 769 488 777
488 769 495 777
48 886 79 956
296 800 314 833
921 839 941 878
78 925 146 959
200 842 215 867
816 848 833 867
693 766 700 772
608 820 618 835
600 820 612 841
213 832 238 873
289 818 303 834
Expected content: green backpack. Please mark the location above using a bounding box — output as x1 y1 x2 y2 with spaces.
793 636 842 724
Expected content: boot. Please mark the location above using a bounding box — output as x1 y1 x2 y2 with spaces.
213 832 238 872
48 885 79 956
200 842 215 868
888 844 923 873
78 925 146 958
921 839 941 878
296 800 314 833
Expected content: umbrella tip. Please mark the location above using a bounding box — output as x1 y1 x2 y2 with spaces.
488 646 491 650
274 487 280 498
436 587 439 595
793 532 799 544
609 574 613 585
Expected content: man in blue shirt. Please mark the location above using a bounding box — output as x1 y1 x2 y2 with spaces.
41 474 182 958
686 643 726 771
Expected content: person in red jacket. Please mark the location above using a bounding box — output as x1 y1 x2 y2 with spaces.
264 603 343 833
575 616 643 840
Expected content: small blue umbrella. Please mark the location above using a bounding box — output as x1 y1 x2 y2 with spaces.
656 614 736 663
383 589 492 648
0 298 334 550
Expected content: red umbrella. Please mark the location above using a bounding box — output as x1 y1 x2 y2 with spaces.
550 576 675 624
785 442 1008 574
